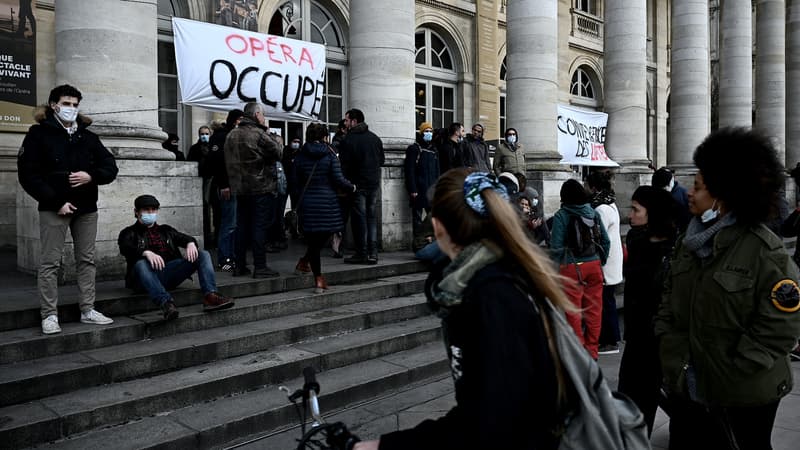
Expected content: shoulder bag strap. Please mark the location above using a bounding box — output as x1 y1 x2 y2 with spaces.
297 160 319 209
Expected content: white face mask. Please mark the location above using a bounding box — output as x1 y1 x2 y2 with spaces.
199 134 210 143
506 135 517 145
290 142 300 149
531 198 539 207
55 105 78 123
700 200 718 223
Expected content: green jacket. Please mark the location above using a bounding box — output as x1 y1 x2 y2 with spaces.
654 222 800 407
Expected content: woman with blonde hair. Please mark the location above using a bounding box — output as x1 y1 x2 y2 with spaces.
354 169 574 449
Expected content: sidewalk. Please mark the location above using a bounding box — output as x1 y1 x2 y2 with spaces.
238 348 800 450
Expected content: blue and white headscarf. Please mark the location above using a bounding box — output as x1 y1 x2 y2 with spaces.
463 172 509 217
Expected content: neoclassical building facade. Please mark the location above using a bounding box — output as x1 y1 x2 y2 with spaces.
0 0 797 278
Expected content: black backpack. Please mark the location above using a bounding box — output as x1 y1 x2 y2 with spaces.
565 214 601 258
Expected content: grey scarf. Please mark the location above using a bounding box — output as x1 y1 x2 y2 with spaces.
430 241 502 309
682 213 737 260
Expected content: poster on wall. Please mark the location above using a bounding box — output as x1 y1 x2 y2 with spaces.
213 0 260 32
556 104 618 167
172 18 326 120
0 0 36 133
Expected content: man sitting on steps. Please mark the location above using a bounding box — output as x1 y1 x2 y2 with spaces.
118 194 234 320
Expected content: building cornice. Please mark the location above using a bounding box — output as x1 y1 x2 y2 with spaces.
417 0 475 19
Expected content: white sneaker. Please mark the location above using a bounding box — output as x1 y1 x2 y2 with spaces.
80 309 114 325
41 315 61 335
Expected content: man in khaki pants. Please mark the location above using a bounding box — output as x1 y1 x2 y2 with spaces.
17 84 119 335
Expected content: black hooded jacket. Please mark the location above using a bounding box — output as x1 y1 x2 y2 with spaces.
18 108 118 214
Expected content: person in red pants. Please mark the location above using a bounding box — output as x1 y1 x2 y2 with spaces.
549 179 610 359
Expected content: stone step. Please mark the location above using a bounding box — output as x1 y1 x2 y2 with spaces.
0 287 431 407
1 314 444 449
0 273 427 365
0 260 428 332
24 342 449 450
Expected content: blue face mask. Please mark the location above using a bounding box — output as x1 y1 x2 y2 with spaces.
140 213 157 226
423 131 433 142
200 134 210 143
700 200 718 223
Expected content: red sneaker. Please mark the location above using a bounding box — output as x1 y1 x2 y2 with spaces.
203 292 235 312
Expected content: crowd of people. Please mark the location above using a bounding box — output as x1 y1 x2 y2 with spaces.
17 83 800 449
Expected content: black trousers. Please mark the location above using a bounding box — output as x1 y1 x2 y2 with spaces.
668 396 780 450
304 232 331 276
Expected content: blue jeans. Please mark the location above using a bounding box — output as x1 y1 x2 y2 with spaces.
133 250 217 306
217 191 237 262
235 193 275 269
414 241 447 264
351 188 379 256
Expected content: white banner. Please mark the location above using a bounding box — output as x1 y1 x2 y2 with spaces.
172 18 326 120
556 104 618 167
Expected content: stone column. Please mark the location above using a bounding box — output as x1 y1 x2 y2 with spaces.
755 0 785 162
718 0 752 127
348 0 415 250
603 0 650 218
18 0 201 280
507 0 570 217
786 1 800 169
604 0 648 166
669 0 710 169
55 0 169 158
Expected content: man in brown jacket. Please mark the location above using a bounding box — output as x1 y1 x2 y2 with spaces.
224 102 282 278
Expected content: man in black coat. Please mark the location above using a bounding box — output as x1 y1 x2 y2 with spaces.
404 121 439 236
18 84 119 335
118 194 234 320
339 108 385 264
206 109 244 271
187 125 216 250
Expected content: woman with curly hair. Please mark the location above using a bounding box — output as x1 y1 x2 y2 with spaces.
354 169 575 449
655 127 800 449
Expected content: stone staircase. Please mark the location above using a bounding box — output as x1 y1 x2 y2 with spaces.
0 257 448 449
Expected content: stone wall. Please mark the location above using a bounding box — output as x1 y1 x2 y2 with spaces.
17 159 202 283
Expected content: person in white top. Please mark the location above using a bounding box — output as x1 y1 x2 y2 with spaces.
586 170 624 354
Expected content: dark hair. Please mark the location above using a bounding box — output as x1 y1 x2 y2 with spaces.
430 168 570 311
198 125 210 134
48 84 82 105
560 179 589 205
305 122 328 142
514 172 527 191
447 122 463 137
586 169 613 192
345 108 365 123
651 167 674 189
226 108 245 128
337 119 346 130
693 127 784 225
631 185 677 239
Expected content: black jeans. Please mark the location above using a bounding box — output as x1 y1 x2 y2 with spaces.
350 188 379 256
668 396 780 450
599 283 621 345
234 194 275 269
304 232 331 276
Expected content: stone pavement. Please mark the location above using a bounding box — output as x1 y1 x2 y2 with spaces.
231 335 800 450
